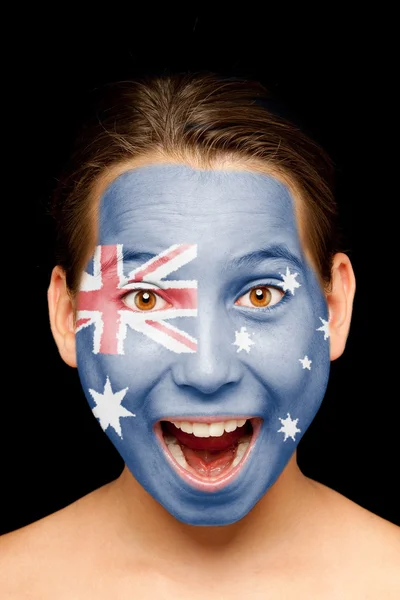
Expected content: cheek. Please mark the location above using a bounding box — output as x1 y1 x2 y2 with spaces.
248 296 330 396
76 327 174 400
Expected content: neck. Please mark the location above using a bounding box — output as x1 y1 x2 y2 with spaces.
106 454 317 567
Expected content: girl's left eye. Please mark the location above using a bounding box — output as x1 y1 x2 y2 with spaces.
123 290 171 312
235 285 284 309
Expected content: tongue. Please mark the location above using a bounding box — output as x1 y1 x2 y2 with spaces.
183 447 236 477
163 422 248 477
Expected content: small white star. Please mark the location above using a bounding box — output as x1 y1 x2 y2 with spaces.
232 327 255 353
299 355 312 370
89 376 135 438
277 413 301 441
280 267 301 295
316 317 330 340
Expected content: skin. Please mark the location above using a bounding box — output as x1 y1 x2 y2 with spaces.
1 157 399 598
72 163 333 526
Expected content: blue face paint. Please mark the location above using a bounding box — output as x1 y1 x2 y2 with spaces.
75 164 330 525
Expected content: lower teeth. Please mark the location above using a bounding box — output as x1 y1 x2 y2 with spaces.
232 439 250 467
164 435 251 476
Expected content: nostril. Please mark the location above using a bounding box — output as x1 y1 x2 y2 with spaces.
173 375 240 396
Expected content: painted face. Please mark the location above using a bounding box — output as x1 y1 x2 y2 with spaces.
75 164 330 525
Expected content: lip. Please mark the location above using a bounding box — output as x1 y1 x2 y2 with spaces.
154 416 263 492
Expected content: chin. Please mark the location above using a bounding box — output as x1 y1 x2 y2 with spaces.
128 418 294 526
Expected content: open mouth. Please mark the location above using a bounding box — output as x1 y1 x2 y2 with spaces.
155 417 262 491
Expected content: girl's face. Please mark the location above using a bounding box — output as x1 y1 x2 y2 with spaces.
75 164 331 525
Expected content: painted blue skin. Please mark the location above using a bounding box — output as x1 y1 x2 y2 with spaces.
76 164 331 526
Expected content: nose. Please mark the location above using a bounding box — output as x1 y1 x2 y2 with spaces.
171 309 244 395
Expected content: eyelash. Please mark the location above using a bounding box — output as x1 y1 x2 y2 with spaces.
121 283 287 312
121 286 171 312
234 284 287 312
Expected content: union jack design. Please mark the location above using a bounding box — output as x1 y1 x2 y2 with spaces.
76 244 197 354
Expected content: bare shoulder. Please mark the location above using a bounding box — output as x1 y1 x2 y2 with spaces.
1 477 398 599
310 480 400 598
0 483 116 599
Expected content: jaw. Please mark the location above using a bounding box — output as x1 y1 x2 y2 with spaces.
154 417 263 492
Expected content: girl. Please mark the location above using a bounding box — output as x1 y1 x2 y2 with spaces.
1 72 399 598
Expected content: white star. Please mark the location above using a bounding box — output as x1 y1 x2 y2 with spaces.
89 376 135 438
316 317 330 340
280 267 301 295
277 413 301 441
232 327 255 353
299 355 312 370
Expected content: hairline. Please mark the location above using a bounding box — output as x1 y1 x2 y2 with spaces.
81 152 321 291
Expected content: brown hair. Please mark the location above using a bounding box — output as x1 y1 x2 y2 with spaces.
50 71 340 293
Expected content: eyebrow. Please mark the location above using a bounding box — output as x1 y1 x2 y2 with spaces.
226 244 304 272
121 249 156 265
106 245 303 273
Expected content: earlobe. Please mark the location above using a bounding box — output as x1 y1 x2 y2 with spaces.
325 252 356 361
48 266 77 368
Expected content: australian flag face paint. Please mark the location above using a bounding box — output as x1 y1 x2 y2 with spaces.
75 164 331 525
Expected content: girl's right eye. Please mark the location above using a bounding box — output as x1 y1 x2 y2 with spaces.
235 285 284 309
122 290 171 312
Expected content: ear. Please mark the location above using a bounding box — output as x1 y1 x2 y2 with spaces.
325 252 356 361
48 266 77 368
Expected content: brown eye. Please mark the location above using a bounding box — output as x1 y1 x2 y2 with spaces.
236 286 284 309
134 290 157 310
249 287 271 307
123 289 170 312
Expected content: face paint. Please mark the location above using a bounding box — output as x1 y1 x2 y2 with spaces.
76 243 198 354
75 164 331 526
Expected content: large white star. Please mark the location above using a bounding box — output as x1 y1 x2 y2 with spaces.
277 413 301 441
316 317 330 340
299 355 312 370
89 376 135 438
280 267 301 295
232 327 255 353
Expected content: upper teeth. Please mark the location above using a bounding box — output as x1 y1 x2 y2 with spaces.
170 419 247 438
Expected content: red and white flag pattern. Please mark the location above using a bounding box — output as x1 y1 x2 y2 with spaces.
76 244 197 354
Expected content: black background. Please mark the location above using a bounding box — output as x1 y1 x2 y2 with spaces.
2 11 398 535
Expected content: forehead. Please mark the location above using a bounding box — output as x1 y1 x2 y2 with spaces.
98 164 302 258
